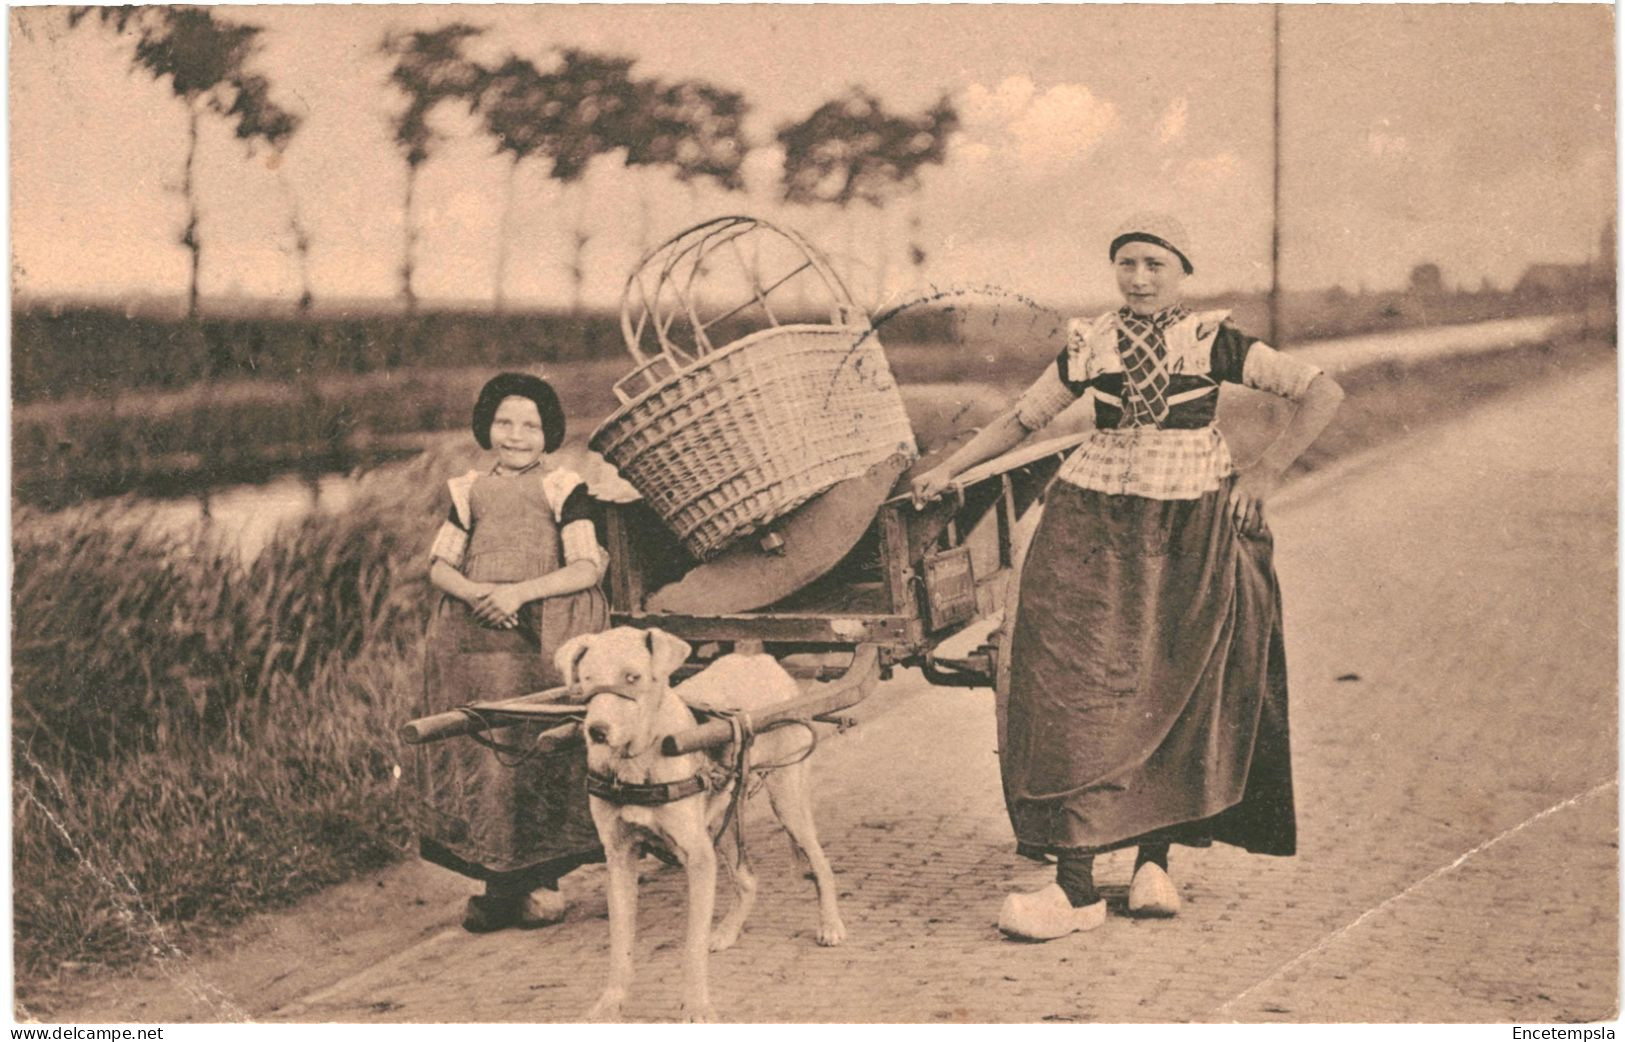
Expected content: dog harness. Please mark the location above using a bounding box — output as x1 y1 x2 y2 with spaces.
585 769 710 806
469 683 821 867
581 692 728 808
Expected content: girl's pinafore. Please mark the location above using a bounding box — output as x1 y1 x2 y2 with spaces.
1000 306 1322 860
413 465 608 885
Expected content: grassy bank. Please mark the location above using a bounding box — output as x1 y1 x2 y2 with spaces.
10 445 497 987
11 331 1614 1000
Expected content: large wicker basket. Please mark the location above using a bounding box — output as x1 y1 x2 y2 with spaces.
590 217 916 560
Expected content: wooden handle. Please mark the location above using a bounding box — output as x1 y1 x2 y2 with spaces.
399 710 483 745
535 721 582 755
662 645 879 756
399 687 583 745
400 712 584 749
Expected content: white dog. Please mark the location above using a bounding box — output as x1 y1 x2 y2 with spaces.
554 626 845 1023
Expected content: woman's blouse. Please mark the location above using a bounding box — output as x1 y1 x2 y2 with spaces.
428 464 607 580
1014 309 1323 500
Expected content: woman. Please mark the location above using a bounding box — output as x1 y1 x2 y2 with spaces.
912 214 1343 940
414 372 610 933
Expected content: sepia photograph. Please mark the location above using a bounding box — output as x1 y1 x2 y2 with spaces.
9 2 1618 1027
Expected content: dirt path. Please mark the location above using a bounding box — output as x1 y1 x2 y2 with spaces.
41 356 1617 1024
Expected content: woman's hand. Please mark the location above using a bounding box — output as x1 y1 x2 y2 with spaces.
1229 464 1283 537
910 466 956 510
1232 372 1343 536
471 584 527 629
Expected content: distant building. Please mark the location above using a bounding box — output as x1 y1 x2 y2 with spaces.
1514 263 1590 297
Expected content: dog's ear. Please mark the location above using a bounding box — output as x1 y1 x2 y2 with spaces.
644 627 691 682
553 634 594 691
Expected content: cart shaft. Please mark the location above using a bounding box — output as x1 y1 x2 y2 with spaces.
663 644 879 755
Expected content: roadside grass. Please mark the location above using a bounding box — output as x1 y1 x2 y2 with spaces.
10 330 1613 1000
13 650 416 982
11 452 461 986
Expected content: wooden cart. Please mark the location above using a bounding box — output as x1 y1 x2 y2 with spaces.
600 429 1085 692
403 215 1078 751
400 429 1081 753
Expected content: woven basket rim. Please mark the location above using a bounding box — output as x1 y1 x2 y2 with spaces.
589 322 881 448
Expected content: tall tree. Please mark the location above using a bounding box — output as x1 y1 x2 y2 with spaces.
473 49 639 312
524 49 639 315
71 6 281 317
778 89 958 301
624 78 749 254
476 55 557 311
380 23 484 312
223 73 310 312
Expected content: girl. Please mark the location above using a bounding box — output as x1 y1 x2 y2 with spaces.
912 214 1344 940
415 372 609 933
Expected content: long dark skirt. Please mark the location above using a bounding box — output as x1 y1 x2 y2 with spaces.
1000 479 1296 860
411 589 608 887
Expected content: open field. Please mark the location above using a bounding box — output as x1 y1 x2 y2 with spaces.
12 289 1601 507
10 324 1615 999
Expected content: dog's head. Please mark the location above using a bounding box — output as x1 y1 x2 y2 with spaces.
554 626 692 764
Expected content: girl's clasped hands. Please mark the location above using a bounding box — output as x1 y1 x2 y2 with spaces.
468 583 525 629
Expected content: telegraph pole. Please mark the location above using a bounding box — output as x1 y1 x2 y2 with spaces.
1270 4 1282 346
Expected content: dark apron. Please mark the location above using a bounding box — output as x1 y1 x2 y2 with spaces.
1000 477 1296 859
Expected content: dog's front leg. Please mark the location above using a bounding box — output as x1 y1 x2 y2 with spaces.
587 814 639 1022
672 810 719 1023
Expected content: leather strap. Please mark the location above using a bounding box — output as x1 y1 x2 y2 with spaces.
586 769 709 806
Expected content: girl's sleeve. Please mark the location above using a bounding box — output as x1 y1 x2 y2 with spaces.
1210 321 1324 400
543 469 608 583
428 471 478 569
1013 321 1093 431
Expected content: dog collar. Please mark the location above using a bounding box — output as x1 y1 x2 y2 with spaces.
586 769 709 806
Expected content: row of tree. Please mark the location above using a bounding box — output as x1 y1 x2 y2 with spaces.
73 8 960 317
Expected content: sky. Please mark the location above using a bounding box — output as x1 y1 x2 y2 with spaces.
8 3 1617 313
